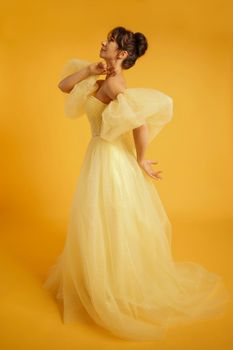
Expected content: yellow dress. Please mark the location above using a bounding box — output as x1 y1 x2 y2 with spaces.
43 58 231 341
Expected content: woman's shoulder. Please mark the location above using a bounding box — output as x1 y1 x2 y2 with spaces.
104 77 127 100
95 78 126 103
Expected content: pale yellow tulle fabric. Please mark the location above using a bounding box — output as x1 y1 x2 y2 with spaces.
43 58 232 341
59 58 101 119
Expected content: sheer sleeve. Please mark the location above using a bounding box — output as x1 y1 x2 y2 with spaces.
100 88 173 144
59 58 100 119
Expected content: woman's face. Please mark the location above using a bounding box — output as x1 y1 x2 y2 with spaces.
99 33 120 60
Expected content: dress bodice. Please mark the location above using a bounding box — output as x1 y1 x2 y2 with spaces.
60 57 173 145
84 94 107 137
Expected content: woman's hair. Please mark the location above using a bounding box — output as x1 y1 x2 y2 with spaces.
107 26 148 69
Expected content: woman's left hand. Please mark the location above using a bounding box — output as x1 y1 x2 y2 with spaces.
138 159 163 180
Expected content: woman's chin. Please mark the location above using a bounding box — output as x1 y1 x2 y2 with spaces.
99 50 106 58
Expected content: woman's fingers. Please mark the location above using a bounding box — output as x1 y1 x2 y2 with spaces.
151 174 162 180
150 169 163 180
149 161 163 180
139 159 163 180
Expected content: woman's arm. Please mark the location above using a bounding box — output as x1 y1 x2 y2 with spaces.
58 61 109 94
133 123 149 163
58 66 92 93
133 124 163 180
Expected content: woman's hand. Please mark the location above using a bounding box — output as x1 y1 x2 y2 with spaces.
89 61 107 75
89 62 116 77
138 159 163 180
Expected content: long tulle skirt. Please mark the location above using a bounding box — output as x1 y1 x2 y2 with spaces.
43 136 231 341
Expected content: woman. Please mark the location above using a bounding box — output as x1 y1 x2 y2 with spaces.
43 26 231 341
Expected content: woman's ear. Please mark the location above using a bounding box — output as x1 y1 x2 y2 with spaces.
118 50 128 60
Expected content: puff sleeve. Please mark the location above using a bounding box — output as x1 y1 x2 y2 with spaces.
59 58 100 119
100 88 173 144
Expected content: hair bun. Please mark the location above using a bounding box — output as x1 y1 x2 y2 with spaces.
134 32 148 57
107 26 148 69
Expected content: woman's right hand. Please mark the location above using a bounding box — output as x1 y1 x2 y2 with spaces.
138 159 163 180
89 61 108 75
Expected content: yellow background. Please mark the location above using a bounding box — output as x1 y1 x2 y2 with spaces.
1 1 233 349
